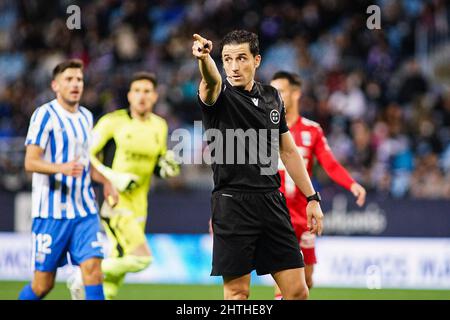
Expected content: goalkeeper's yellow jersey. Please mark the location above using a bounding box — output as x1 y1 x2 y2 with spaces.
90 109 168 217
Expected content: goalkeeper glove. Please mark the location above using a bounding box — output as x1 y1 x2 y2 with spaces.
155 150 180 179
96 164 139 192
100 202 132 218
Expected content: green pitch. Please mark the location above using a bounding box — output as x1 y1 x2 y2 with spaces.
1 281 449 300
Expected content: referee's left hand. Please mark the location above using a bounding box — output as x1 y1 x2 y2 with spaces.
306 201 324 236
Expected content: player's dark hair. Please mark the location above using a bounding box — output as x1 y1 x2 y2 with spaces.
130 71 157 88
220 30 259 57
52 59 84 79
271 71 302 88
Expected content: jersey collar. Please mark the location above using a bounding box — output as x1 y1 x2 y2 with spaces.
225 78 260 98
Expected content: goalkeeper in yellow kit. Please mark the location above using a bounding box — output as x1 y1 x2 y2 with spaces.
68 72 179 299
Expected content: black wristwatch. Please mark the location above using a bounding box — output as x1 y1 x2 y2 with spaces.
306 192 321 203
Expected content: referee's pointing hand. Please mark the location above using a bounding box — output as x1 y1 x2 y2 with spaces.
192 34 212 60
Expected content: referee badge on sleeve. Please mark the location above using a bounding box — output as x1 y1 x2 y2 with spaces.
270 109 280 124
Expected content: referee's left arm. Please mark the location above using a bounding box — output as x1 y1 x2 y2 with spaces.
279 132 315 198
280 132 324 235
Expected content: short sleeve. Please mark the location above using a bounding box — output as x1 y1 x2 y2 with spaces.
79 107 94 130
25 107 53 149
279 106 289 134
197 82 224 108
275 92 289 134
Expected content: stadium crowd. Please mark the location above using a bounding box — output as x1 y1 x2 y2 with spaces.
0 0 449 198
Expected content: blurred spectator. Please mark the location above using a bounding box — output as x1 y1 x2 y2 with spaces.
347 120 375 188
0 0 448 198
328 72 367 121
398 59 429 105
410 153 450 198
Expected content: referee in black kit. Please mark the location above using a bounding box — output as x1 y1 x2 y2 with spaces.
192 30 323 300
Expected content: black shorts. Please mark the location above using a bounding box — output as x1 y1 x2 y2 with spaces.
210 189 304 277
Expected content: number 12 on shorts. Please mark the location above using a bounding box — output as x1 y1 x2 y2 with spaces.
32 233 52 254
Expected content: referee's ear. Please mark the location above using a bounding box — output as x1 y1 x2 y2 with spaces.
254 55 261 69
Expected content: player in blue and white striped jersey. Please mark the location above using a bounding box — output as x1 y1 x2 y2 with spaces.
18 59 118 300
26 90 98 219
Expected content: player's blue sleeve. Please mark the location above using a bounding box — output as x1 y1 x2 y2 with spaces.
25 106 53 149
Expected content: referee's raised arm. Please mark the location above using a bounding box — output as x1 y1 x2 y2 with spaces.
192 33 222 105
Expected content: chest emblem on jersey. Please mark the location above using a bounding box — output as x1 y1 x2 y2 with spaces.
301 131 312 146
270 109 280 124
251 98 259 106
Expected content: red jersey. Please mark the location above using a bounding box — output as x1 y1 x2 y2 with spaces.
279 116 355 238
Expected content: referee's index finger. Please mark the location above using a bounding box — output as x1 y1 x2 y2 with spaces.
193 33 206 43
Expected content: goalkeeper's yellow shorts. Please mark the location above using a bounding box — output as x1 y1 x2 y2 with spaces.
100 203 148 258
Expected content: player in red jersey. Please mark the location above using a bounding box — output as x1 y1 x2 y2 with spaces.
271 71 367 298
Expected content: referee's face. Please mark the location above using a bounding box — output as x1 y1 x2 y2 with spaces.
128 79 158 117
222 43 261 91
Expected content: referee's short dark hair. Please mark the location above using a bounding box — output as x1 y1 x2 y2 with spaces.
271 71 302 88
130 71 157 88
220 30 259 57
52 59 84 79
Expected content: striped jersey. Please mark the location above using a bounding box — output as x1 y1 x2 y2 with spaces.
25 99 98 219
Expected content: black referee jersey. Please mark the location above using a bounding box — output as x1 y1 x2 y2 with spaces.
198 78 289 192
